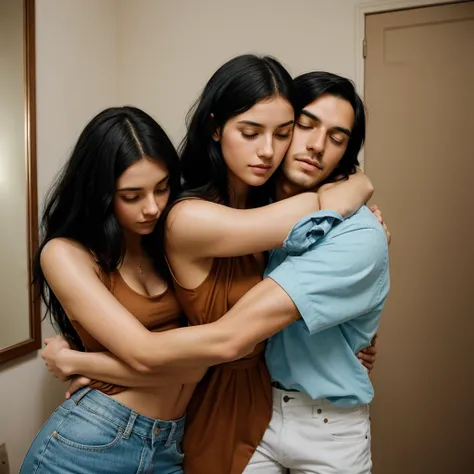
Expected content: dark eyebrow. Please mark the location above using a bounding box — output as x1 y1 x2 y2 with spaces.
237 120 294 128
117 175 169 192
300 110 351 137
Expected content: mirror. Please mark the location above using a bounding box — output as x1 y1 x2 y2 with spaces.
0 0 40 364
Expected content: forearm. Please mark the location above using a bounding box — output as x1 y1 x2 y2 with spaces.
247 193 322 250
136 300 290 370
122 322 239 372
111 281 299 371
216 277 301 357
60 350 207 385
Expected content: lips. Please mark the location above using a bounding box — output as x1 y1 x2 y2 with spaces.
295 157 322 170
249 164 273 176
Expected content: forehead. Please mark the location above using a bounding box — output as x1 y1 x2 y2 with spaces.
231 96 294 126
300 94 355 131
116 158 168 187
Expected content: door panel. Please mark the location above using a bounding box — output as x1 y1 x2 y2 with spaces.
364 3 474 473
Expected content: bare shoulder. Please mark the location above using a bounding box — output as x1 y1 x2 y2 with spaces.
40 238 97 275
166 199 220 229
165 199 229 246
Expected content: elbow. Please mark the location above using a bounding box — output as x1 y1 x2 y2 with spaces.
126 349 159 374
211 320 258 364
128 357 154 374
215 339 255 364
366 181 375 201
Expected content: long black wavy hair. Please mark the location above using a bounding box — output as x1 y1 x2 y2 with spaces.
34 106 180 348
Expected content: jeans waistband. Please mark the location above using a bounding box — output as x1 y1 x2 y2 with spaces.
67 387 185 446
272 386 368 411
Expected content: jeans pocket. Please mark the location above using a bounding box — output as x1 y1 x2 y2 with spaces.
170 440 185 460
324 405 370 441
53 405 124 452
20 406 71 473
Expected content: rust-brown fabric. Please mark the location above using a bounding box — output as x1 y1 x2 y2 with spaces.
174 255 272 474
71 270 186 395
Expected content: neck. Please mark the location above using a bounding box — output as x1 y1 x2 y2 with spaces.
228 174 249 209
123 229 143 257
275 173 305 202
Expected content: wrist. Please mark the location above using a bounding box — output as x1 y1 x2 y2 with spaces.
57 348 76 377
319 192 346 215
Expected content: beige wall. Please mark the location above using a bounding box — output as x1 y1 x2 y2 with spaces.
0 1 118 471
117 0 364 145
116 0 449 146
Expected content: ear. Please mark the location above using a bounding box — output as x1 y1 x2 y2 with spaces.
212 127 221 142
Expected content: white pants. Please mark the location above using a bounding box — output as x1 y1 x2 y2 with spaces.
244 387 372 474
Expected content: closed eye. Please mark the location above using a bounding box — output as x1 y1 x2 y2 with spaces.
155 184 170 195
242 132 259 140
122 195 139 202
296 122 312 131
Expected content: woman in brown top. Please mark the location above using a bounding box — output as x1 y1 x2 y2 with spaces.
41 56 374 474
21 106 201 473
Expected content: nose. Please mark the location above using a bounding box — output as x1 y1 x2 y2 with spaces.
307 129 325 155
143 194 159 217
257 136 275 160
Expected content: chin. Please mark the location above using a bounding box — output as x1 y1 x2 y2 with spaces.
288 170 319 190
246 172 275 187
135 227 157 235
252 176 272 186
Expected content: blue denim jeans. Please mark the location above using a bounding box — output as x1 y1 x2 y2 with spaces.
20 387 185 474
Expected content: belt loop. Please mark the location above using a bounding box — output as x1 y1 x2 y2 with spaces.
165 421 177 447
123 411 138 440
72 387 92 406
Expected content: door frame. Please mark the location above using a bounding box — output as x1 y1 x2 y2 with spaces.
354 0 462 167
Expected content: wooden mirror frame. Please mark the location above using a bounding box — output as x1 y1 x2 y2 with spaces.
0 0 40 365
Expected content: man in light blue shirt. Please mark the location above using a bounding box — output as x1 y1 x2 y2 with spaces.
266 206 388 406
244 72 390 473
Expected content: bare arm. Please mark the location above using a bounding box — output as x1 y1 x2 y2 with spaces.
165 193 320 259
41 239 251 373
166 172 373 260
43 341 206 386
45 272 292 378
73 351 206 385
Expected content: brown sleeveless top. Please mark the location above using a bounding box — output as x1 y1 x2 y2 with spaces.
71 270 186 395
173 255 272 474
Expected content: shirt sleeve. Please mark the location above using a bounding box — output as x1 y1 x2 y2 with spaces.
267 223 390 335
282 210 343 254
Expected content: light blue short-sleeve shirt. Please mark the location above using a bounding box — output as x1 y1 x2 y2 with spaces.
265 206 390 406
